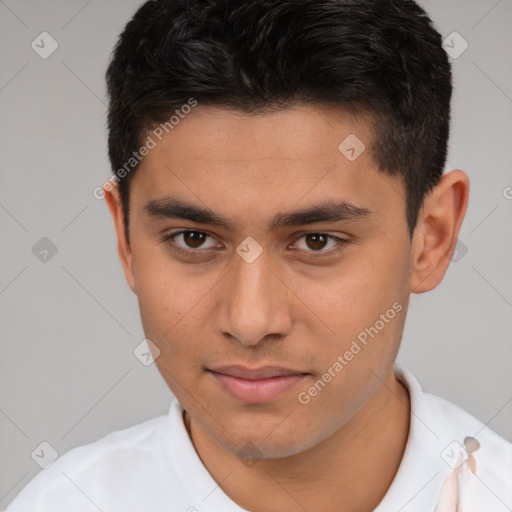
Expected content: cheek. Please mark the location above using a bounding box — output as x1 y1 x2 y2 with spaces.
299 239 410 376
131 249 188 345
307 261 406 338
132 247 223 367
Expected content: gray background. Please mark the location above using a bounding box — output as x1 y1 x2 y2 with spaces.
0 0 511 509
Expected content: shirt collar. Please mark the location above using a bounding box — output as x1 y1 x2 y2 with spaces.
374 364 452 511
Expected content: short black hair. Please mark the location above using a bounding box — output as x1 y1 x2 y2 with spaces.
106 0 452 243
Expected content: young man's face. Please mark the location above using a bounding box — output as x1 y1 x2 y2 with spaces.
110 105 415 458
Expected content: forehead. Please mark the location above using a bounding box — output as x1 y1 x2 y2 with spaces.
148 104 371 159
131 105 406 228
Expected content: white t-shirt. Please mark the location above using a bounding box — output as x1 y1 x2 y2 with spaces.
5 365 512 512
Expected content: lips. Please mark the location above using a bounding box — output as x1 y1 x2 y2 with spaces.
207 365 308 404
209 365 305 380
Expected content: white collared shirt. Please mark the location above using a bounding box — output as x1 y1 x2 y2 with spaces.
6 366 512 511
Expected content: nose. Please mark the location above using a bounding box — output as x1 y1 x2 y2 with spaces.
215 247 292 346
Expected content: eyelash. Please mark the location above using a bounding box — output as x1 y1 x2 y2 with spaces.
161 230 350 260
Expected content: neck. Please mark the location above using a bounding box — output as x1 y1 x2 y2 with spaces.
184 368 410 512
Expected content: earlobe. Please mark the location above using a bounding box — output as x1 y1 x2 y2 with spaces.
103 184 137 294
410 170 469 294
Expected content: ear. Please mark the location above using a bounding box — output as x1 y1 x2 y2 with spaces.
104 183 137 294
410 170 469 294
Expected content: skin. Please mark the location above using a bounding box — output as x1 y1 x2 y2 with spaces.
105 105 469 512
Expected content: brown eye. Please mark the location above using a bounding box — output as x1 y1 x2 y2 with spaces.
292 232 349 257
182 230 208 249
162 230 219 253
304 233 329 251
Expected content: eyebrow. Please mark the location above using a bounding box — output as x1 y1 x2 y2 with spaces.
143 196 373 231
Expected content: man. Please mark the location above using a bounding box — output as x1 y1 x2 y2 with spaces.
7 0 511 511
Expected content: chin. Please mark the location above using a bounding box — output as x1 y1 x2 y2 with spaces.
223 435 308 460
211 418 322 460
